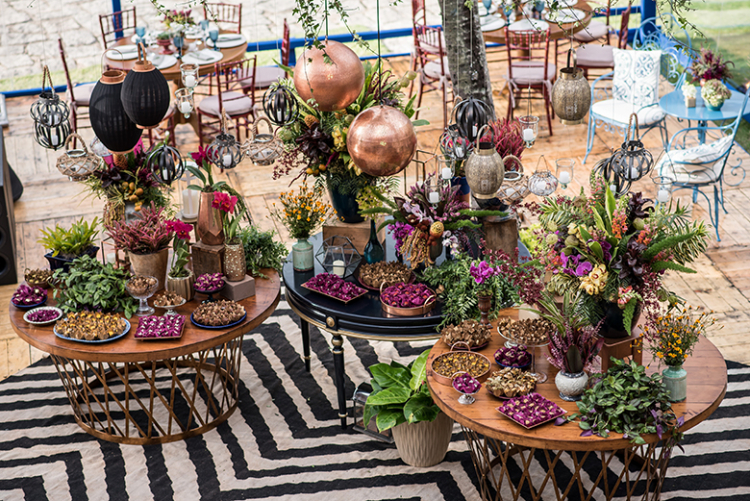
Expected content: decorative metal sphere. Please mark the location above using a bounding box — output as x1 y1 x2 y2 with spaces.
455 97 493 144
551 50 591 125
439 124 471 162
30 91 71 151
207 132 244 170
609 114 654 182
464 126 505 199
147 144 185 186
593 156 631 197
293 41 365 112
120 45 171 129
346 105 417 177
263 83 299 126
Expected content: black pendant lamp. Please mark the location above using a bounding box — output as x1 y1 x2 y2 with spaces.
263 83 299 127
30 66 71 151
89 69 142 154
120 44 170 129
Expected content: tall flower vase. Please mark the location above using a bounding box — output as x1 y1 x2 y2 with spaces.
477 294 492 326
363 219 385 264
197 191 224 245
292 238 314 272
224 241 246 282
166 270 195 301
662 364 687 402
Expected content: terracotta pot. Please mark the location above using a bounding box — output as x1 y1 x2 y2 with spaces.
128 248 169 290
224 241 246 282
166 270 195 301
391 411 454 467
197 191 224 245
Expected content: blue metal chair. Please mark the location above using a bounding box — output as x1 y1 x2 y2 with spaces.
656 86 750 241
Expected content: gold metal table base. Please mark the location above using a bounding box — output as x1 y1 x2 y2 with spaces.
462 426 674 501
50 338 243 445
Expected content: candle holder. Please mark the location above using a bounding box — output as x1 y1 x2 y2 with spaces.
528 155 558 196
425 176 441 206
518 115 539 148
206 113 244 171
175 87 194 119
179 167 201 221
180 63 198 89
555 158 575 190
652 176 674 206
315 236 362 279
437 155 455 186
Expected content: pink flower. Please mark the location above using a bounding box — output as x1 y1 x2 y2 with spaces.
167 219 193 240
191 146 208 166
211 191 238 214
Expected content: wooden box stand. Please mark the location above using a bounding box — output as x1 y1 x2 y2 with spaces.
192 241 224 277
223 275 256 301
482 215 518 258
599 332 642 373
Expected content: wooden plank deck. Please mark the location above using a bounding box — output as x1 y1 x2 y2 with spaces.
1 55 749 379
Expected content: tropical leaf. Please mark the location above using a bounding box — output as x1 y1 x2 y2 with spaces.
366 387 412 406
409 350 429 390
651 261 697 273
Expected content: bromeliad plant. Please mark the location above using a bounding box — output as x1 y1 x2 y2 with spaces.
38 217 100 258
106 202 174 255
644 305 717 368
269 182 334 239
537 178 709 332
363 350 441 432
689 47 734 83
166 219 193 279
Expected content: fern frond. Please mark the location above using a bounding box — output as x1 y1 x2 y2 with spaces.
651 261 697 274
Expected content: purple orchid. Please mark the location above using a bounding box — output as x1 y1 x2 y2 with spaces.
575 261 593 277
470 261 498 285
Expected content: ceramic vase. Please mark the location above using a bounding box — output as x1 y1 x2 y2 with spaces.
166 270 195 301
197 191 224 246
477 294 492 326
224 241 246 282
390 411 454 467
292 238 314 272
128 248 169 290
706 102 724 112
663 364 687 402
555 371 589 401
327 184 363 224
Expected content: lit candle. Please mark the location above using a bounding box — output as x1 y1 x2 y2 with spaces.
441 167 452 180
428 192 440 204
657 188 669 203
609 184 617 193
629 166 639 180
558 171 571 185
184 75 196 87
523 129 535 141
222 153 233 167
182 188 199 218
180 101 192 114
50 131 59 147
332 259 345 277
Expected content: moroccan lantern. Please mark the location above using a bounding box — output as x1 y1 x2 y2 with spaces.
528 155 559 196
30 66 70 151
551 50 591 125
293 40 365 112
346 105 417 177
609 114 654 182
463 125 505 199
89 69 142 154
147 143 185 186
593 156 630 197
120 44 171 129
454 96 493 144
263 83 299 127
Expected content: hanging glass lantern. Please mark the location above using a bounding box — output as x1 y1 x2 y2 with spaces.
347 105 417 177
464 125 505 199
293 40 364 112
454 96 493 144
528 155 559 196
207 114 244 170
610 114 654 182
121 43 171 129
653 176 674 206
593 156 631 197
497 156 530 205
551 49 591 125
518 115 539 148
147 143 185 186
439 125 471 163
263 83 299 127
90 69 142 154
244 117 283 166
180 63 199 89
175 87 194 119
555 158 575 190
30 66 71 151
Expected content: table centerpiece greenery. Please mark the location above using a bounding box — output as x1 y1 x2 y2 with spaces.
643 305 717 368
239 226 289 279
701 79 732 110
689 47 734 84
269 182 335 240
39 217 100 259
105 203 174 256
212 191 243 244
166 219 193 279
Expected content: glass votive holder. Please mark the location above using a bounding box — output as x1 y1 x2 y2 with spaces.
555 158 575 189
181 63 198 89
653 176 674 206
175 87 194 118
518 115 539 148
325 246 346 277
425 177 441 205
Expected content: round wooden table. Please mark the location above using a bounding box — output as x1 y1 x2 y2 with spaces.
427 308 727 501
482 1 595 45
10 270 280 445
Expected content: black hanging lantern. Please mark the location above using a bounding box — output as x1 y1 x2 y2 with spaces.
147 144 185 186
120 44 171 129
263 83 299 127
30 66 71 151
439 124 471 162
89 69 142 154
454 96 493 144
609 114 654 183
207 114 244 171
593 156 631 197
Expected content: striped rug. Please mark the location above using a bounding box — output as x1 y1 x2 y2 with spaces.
0 293 748 501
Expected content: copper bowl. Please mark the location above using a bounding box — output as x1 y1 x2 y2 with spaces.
380 283 437 317
430 342 492 386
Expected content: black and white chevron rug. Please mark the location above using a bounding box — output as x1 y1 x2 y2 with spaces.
1 293 749 501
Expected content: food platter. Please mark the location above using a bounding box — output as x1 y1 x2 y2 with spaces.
54 319 131 344
190 312 247 329
354 268 416 292
300 280 368 304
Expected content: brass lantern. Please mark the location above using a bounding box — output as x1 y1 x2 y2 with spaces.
551 49 591 125
463 125 505 199
293 41 365 112
609 114 654 182
346 105 417 177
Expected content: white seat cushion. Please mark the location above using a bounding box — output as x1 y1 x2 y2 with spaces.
591 99 665 125
506 62 556 86
656 135 733 184
423 56 451 80
198 91 254 117
70 83 96 106
573 21 609 42
576 44 614 68
245 66 287 90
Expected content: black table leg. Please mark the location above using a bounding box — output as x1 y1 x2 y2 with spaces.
331 333 347 429
300 318 311 372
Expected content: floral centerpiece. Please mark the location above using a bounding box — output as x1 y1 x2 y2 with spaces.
163 9 195 31
165 219 196 299
536 179 709 338
689 47 733 84
212 191 247 281
701 79 732 111
644 305 716 367
274 61 419 222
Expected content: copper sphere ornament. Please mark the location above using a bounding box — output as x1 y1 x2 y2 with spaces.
346 105 417 177
293 41 365 112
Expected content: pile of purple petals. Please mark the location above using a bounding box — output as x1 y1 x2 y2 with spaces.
135 315 185 338
497 393 565 428
305 273 366 301
195 273 224 292
26 308 61 323
453 372 481 394
381 283 433 308
12 285 47 306
494 345 532 367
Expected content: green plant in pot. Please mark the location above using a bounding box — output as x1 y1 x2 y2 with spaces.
39 217 101 273
363 350 453 467
238 226 289 279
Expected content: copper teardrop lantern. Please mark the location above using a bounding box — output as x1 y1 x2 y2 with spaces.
293 41 365 112
120 44 171 129
551 50 591 125
346 105 417 177
89 69 142 154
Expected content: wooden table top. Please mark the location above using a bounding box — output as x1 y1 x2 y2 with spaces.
10 270 280 363
427 308 728 452
482 1 594 45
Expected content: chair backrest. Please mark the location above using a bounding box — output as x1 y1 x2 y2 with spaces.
99 7 137 49
504 28 551 82
612 48 662 106
215 56 258 115
633 13 692 56
616 4 631 50
281 19 291 67
412 0 427 28
204 2 242 34
414 25 447 76
58 38 76 103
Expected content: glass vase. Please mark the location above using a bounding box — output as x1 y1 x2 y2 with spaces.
663 364 687 402
292 238 314 272
363 219 385 264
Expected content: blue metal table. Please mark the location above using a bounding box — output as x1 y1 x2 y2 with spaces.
659 88 749 143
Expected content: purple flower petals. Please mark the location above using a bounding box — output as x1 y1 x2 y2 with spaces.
305 273 366 301
497 393 565 428
381 283 434 308
452 373 481 394
135 315 185 339
12 285 47 305
27 308 61 323
580 429 594 437
554 416 567 426
195 273 224 292
494 345 532 367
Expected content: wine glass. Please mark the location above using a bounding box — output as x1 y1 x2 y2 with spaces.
208 29 220 51
173 35 184 59
502 2 514 21
482 0 493 14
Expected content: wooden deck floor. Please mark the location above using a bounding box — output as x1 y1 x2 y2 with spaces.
1 55 749 380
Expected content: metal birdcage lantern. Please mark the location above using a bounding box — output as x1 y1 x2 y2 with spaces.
147 143 185 186
454 95 493 145
263 83 299 127
551 49 591 125
207 113 244 171
497 156 530 205
56 133 103 181
610 113 654 182
244 117 283 166
593 156 631 197
30 66 71 151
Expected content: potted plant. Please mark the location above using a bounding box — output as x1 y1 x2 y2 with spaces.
38 217 100 273
106 203 174 289
212 191 246 282
536 291 604 401
239 226 289 278
689 47 734 85
683 83 698 108
701 79 732 111
165 219 195 300
156 32 173 54
363 350 454 467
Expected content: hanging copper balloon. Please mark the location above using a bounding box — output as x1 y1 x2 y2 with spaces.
346 105 417 177
293 40 365 112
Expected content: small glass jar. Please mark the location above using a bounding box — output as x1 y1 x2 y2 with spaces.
555 158 575 190
528 156 558 196
181 63 199 89
175 87 194 118
518 115 539 148
653 176 674 206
